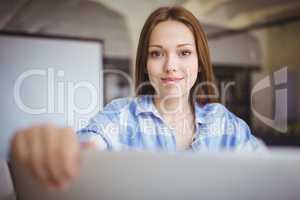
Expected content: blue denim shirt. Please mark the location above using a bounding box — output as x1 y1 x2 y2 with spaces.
77 95 266 152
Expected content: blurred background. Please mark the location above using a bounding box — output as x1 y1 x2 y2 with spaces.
1 0 300 147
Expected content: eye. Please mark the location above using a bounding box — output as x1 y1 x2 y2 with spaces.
179 50 192 57
149 50 163 58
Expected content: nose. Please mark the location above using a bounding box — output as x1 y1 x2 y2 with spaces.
164 54 178 73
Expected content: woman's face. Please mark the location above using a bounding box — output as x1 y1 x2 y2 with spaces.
147 20 198 99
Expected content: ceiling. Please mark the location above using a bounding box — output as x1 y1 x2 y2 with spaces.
183 0 300 29
1 0 300 34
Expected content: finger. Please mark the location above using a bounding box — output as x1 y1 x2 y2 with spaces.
10 130 24 163
58 128 80 189
44 125 64 189
27 127 49 187
45 127 78 191
10 129 29 167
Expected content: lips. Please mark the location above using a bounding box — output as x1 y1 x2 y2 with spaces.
161 77 184 84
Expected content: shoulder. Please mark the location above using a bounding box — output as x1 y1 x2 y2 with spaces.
199 102 246 126
102 97 133 113
201 103 266 150
196 102 251 137
99 97 134 117
88 95 153 125
99 96 146 120
102 95 153 115
81 97 137 133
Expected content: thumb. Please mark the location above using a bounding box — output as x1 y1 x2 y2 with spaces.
80 141 97 150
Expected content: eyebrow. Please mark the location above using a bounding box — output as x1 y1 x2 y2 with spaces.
149 43 193 48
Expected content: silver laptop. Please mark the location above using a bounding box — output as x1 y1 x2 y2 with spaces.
9 148 300 200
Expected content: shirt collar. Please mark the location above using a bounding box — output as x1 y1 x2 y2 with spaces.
135 95 219 124
194 101 219 124
134 95 160 116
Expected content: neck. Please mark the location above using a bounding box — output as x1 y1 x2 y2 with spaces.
153 94 192 117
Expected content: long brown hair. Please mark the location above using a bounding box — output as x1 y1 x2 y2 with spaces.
134 6 218 105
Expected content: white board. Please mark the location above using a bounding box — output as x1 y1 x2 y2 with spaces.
0 32 104 159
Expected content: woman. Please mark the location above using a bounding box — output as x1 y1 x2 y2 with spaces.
11 6 265 191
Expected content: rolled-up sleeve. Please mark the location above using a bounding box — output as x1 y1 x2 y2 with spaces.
76 98 129 151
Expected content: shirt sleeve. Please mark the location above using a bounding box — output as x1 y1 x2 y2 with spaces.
234 118 268 152
76 98 129 151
